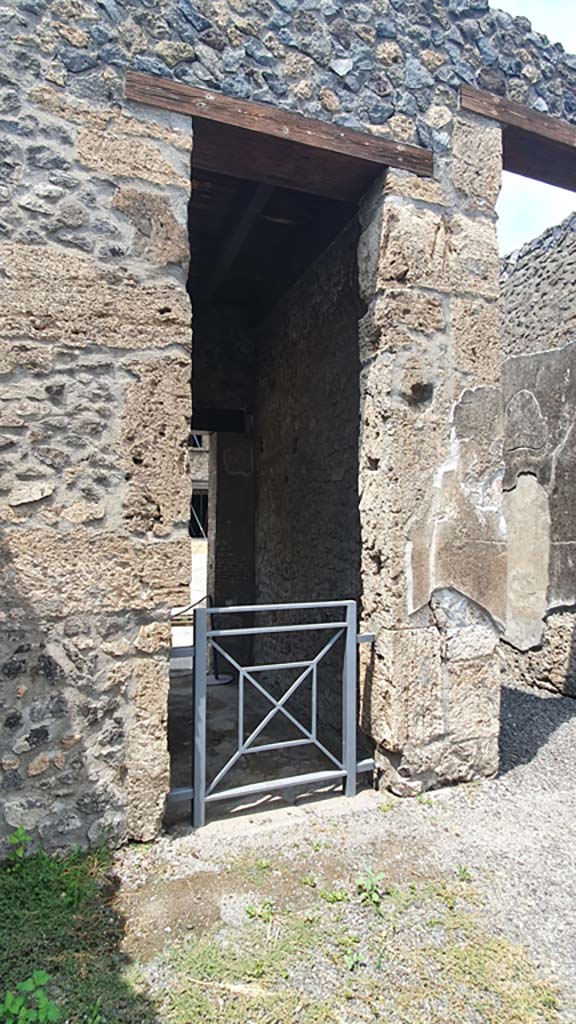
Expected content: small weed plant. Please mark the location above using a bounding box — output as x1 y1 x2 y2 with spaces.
356 871 386 913
5 827 32 873
245 898 274 923
300 875 317 888
0 971 60 1024
319 888 349 905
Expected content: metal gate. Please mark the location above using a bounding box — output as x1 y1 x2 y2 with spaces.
191 600 367 828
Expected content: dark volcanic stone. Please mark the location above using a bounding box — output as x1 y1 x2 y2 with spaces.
0 138 22 182
3 711 23 730
27 726 50 748
476 64 507 94
176 0 211 32
47 694 69 718
28 146 71 172
37 654 63 681
59 49 99 73
2 657 26 678
1 770 22 790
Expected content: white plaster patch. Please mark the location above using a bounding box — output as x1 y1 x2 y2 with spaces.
503 473 551 651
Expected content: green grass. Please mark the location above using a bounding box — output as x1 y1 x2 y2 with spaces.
166 912 334 1023
0 841 156 1023
0 837 564 1024
162 872 563 1024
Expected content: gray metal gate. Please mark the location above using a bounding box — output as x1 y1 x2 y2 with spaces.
192 600 367 828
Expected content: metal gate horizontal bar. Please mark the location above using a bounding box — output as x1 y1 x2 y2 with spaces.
242 737 311 755
243 659 313 671
205 768 346 803
207 622 346 638
202 600 355 615
167 758 375 805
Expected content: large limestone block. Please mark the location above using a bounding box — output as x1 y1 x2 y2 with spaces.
76 127 189 188
364 203 499 299
452 116 502 208
451 296 501 384
112 187 189 266
0 342 54 376
359 289 446 363
1 530 189 616
0 244 191 350
360 627 444 750
111 658 171 841
360 413 450 607
29 85 192 152
121 357 192 535
377 734 499 793
445 656 501 741
384 170 447 207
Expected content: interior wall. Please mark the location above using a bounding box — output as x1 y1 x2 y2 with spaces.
251 221 363 741
192 311 257 666
255 221 363 609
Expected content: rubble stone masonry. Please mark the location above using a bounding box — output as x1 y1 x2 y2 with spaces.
0 0 574 845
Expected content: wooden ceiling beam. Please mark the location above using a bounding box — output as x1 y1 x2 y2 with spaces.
460 85 576 193
126 70 434 179
201 183 274 304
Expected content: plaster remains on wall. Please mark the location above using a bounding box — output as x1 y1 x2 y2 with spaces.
500 215 576 694
409 214 576 694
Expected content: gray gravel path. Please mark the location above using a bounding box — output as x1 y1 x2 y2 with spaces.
117 679 576 1021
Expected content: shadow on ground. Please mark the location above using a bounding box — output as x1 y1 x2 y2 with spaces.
0 844 159 1024
499 682 576 776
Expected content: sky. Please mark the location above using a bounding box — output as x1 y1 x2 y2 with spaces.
492 0 575 254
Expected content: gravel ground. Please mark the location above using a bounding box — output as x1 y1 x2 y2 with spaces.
116 680 576 1022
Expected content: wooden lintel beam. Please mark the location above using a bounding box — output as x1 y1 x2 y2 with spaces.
191 406 249 433
125 70 434 178
461 85 576 150
460 85 576 192
203 183 274 303
503 126 576 193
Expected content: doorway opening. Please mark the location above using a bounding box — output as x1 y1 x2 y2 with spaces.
163 98 407 823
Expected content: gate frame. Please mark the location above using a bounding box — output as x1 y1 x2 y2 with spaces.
192 600 362 828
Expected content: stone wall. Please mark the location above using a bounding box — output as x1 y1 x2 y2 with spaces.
0 31 193 848
253 222 363 739
1 0 575 844
500 214 576 695
357 109 505 794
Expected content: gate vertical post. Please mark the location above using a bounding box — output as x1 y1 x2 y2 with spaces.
343 600 357 798
193 606 208 828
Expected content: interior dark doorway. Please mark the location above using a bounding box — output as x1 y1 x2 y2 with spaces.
133 71 432 822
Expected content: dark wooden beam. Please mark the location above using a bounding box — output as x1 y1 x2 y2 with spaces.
461 85 576 150
502 127 576 193
126 70 434 178
192 119 376 201
460 85 576 193
191 406 249 433
202 183 274 303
